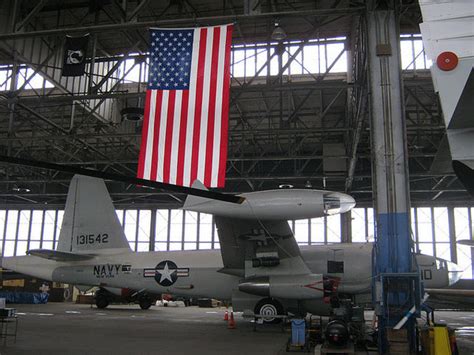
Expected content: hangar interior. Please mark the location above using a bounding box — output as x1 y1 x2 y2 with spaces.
0 0 473 354
0 0 472 276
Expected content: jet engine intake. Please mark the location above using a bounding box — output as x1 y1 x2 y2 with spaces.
239 274 326 300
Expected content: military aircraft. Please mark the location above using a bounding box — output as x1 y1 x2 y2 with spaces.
1 175 458 322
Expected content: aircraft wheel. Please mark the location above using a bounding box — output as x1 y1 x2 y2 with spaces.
95 295 109 309
139 296 153 310
254 298 284 324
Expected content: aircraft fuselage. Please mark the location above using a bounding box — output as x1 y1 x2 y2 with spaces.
2 243 450 314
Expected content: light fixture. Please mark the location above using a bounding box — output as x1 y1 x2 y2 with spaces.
271 22 286 42
304 180 312 188
12 186 31 193
278 184 294 189
120 107 144 121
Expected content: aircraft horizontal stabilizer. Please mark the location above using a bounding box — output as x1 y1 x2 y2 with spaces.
27 249 95 262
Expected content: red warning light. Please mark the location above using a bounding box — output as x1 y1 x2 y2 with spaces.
436 51 459 71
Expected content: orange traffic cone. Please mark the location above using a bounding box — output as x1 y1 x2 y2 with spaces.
224 309 229 321
227 311 236 329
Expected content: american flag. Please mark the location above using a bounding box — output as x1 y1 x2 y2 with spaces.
137 25 233 188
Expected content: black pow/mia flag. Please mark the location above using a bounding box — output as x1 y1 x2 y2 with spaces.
62 34 89 76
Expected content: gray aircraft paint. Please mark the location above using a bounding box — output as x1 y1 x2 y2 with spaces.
57 174 131 255
1 175 453 316
183 181 356 220
3 243 450 312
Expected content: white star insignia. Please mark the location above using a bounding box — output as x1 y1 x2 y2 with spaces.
158 262 175 284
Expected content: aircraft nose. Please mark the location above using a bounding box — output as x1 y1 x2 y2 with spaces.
340 194 356 213
323 193 356 215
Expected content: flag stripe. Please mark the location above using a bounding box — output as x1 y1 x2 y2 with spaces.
157 91 169 181
169 91 182 184
163 90 176 183
150 90 163 181
190 28 207 184
198 28 214 184
204 26 221 187
176 90 189 186
197 28 213 182
211 26 227 186
182 30 201 187
218 25 233 187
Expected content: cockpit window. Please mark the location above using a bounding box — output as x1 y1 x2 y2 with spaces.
323 196 341 215
435 258 448 270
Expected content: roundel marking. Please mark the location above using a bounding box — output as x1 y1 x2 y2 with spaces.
154 260 178 287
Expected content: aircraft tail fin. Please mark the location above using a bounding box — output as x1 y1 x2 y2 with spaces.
183 180 212 210
191 180 208 191
56 175 131 255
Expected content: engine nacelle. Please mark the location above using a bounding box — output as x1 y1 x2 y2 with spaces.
183 188 355 220
239 274 326 300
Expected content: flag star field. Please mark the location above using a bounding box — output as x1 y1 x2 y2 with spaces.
148 30 193 90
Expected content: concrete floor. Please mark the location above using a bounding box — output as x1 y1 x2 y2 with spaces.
2 303 290 355
0 303 472 354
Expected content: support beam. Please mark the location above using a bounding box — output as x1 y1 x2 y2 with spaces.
368 7 411 272
448 207 457 263
15 0 46 31
0 7 364 41
127 0 151 22
367 2 415 352
340 211 352 243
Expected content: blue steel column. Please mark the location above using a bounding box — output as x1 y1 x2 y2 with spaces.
367 1 413 352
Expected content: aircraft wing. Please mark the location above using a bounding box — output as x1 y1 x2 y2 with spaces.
27 249 95 261
214 217 310 278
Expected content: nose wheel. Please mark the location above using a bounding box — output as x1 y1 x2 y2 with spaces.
254 298 284 324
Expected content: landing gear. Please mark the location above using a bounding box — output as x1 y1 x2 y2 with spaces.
254 298 285 324
93 288 155 309
138 295 153 310
95 289 110 309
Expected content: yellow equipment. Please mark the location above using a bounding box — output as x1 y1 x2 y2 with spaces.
421 325 456 355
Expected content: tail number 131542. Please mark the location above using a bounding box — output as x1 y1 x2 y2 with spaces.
76 233 109 245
